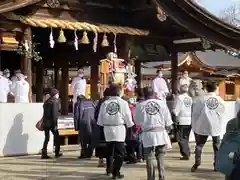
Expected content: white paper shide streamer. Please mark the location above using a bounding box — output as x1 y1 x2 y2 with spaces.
49 28 55 48
74 30 78 50
113 33 117 53
24 40 29 51
93 32 98 52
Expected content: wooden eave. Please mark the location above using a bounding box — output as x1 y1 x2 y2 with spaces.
155 53 216 73
0 0 41 14
0 19 24 32
0 31 18 51
155 0 240 50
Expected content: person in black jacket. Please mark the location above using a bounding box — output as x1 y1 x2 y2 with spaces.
42 88 62 159
74 95 96 159
94 88 111 168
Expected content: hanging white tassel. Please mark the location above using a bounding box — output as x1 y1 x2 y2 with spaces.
93 32 98 52
49 28 55 48
24 40 29 51
113 33 117 53
74 30 78 50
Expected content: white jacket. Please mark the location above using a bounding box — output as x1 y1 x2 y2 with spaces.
0 76 10 102
172 93 192 125
192 92 225 136
152 77 169 99
12 80 29 103
71 76 86 100
97 96 134 142
134 99 172 148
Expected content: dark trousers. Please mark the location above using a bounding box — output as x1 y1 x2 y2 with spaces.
79 132 93 158
194 133 220 165
126 141 137 161
106 141 125 176
136 142 143 160
42 127 60 154
177 125 191 157
126 140 143 161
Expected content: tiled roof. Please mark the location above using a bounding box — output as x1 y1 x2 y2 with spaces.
194 50 240 68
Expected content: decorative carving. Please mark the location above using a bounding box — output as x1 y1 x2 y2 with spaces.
46 0 60 8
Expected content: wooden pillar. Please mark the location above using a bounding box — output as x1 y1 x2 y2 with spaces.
171 47 178 94
135 61 141 89
21 27 32 102
118 35 133 62
61 60 69 115
54 58 60 90
90 56 99 100
35 60 43 102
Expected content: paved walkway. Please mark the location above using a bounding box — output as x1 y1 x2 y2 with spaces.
0 143 224 180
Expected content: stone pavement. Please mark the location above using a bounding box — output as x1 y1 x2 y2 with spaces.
0 143 224 180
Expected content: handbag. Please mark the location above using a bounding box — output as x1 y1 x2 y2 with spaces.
36 118 44 131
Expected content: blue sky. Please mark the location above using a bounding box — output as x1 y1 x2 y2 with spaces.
196 0 239 14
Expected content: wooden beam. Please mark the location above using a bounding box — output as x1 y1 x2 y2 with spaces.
0 0 41 14
61 61 69 115
171 46 178 94
135 61 141 88
35 60 43 102
134 36 172 45
90 55 99 100
175 43 221 53
54 57 60 90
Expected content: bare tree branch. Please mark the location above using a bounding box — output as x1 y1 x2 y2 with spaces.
219 3 240 27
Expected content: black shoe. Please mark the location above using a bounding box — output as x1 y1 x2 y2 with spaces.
78 155 87 159
55 152 63 158
180 156 190 160
213 163 216 171
191 164 200 172
41 155 52 159
106 168 112 176
112 174 124 179
126 159 138 164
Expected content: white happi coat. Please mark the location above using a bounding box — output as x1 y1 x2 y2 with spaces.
12 80 29 103
134 98 172 148
192 92 225 136
0 76 10 102
11 76 18 90
152 77 169 100
71 76 86 102
172 93 192 125
97 96 134 142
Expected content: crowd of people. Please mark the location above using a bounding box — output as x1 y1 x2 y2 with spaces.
0 69 30 103
40 74 228 179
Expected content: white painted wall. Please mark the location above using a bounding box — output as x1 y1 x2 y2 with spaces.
0 103 53 156
0 101 237 156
